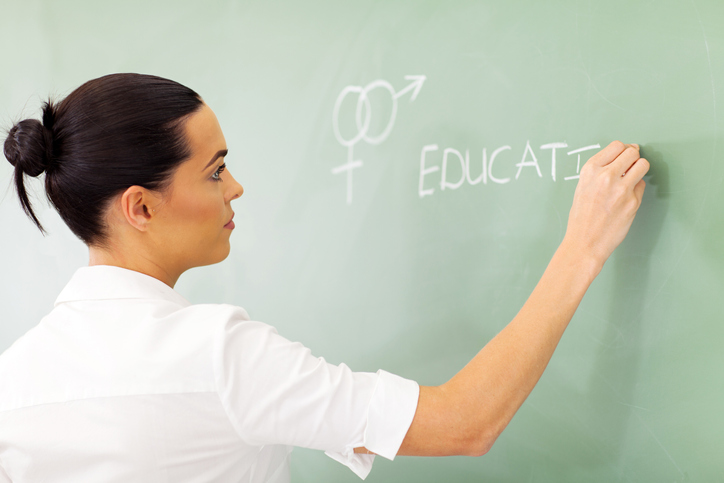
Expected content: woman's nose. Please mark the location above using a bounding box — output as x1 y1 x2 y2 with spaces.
225 170 244 201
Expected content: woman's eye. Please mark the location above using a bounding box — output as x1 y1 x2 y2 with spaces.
212 163 226 181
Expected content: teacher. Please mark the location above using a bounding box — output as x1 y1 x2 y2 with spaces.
0 73 648 483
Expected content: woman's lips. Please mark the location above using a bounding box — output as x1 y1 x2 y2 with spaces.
224 214 235 230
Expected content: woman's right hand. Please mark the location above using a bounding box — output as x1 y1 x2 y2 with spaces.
564 141 649 273
395 141 650 459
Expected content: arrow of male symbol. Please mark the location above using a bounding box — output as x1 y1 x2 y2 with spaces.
332 75 426 204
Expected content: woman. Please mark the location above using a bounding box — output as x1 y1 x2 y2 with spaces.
0 74 648 482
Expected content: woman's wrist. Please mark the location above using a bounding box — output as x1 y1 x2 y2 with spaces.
555 236 605 288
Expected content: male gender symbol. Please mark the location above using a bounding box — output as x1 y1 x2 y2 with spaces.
332 75 426 204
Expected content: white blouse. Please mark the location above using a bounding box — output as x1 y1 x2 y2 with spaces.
0 266 419 482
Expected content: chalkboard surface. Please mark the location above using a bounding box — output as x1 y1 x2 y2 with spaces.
1 1 723 481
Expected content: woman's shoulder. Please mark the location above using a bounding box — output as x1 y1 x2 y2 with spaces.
176 302 252 324
171 303 282 343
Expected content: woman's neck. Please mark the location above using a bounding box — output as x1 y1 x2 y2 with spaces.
88 245 181 288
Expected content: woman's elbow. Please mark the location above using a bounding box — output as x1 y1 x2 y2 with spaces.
465 433 497 457
457 426 500 457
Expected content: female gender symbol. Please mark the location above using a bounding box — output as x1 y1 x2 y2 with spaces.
331 75 426 204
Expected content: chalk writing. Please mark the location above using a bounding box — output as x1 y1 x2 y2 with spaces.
419 142 601 198
332 76 426 204
330 77 601 202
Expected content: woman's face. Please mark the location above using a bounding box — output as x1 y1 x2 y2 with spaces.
150 104 244 272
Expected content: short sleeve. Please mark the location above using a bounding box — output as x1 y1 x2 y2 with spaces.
212 307 420 480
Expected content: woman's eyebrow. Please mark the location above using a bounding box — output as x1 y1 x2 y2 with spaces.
203 149 228 170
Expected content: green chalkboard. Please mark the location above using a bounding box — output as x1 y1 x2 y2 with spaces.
1 1 723 481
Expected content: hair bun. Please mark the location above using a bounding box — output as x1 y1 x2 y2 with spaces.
4 107 55 178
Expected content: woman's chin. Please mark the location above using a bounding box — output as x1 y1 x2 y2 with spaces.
188 242 232 269
215 240 233 263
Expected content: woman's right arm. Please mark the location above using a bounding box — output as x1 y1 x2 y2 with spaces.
390 141 649 457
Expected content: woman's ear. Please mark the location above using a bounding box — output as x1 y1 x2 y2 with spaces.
120 186 160 232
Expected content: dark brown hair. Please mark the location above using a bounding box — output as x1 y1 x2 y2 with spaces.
3 73 204 245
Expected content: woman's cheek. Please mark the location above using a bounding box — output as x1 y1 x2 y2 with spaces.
179 195 211 224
